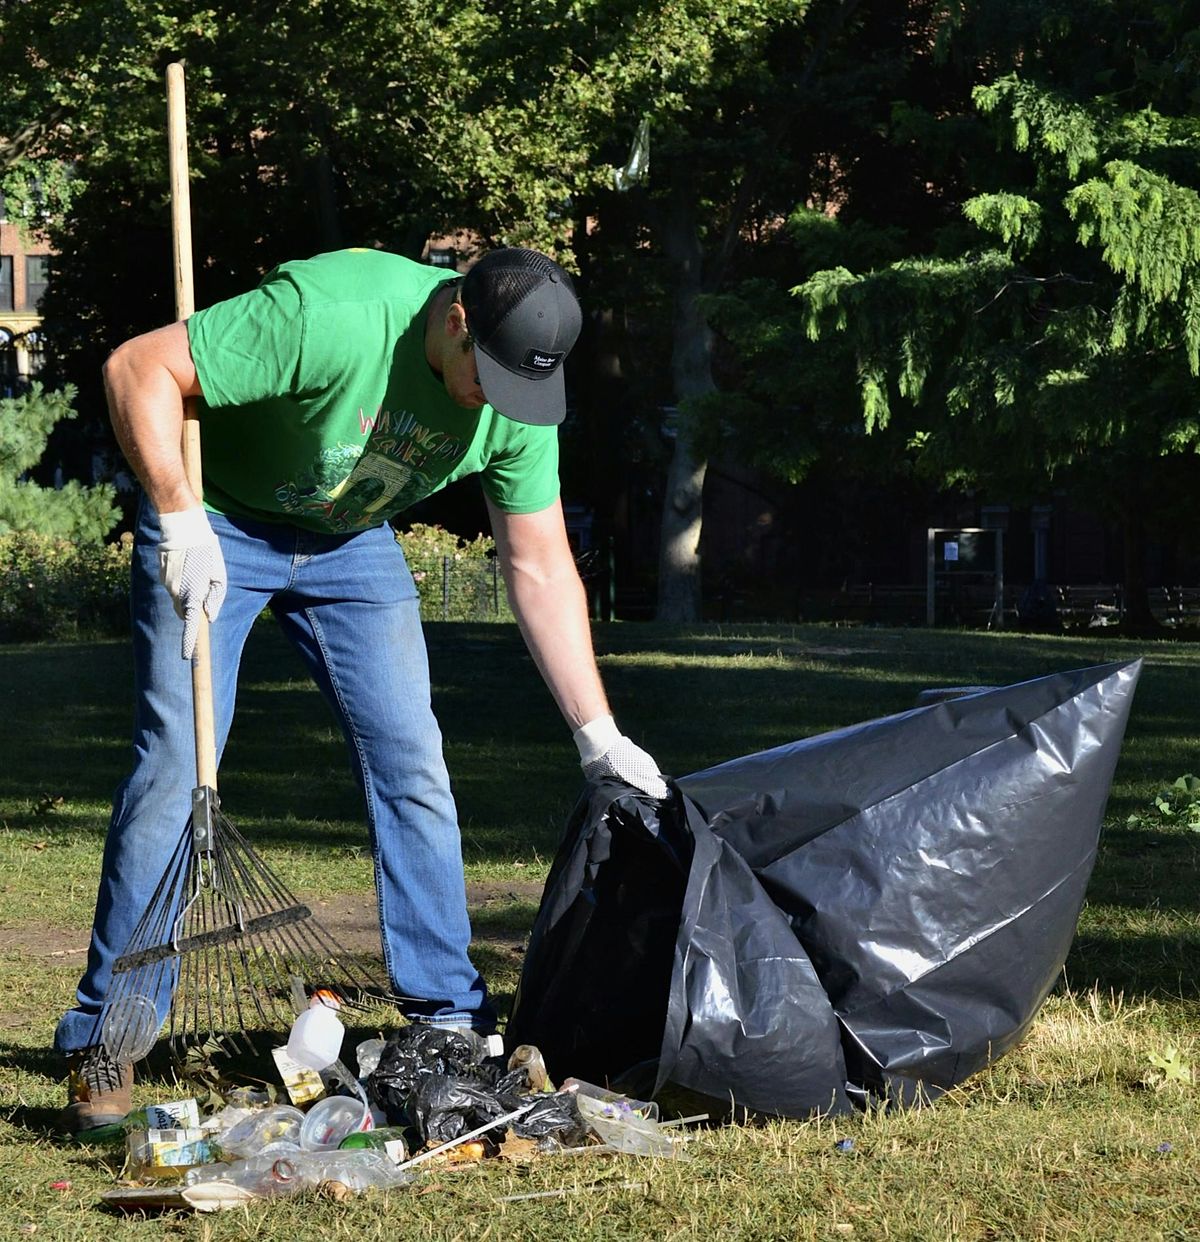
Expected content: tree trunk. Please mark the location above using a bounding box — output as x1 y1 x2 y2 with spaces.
655 180 713 623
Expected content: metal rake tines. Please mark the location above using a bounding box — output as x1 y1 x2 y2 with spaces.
97 802 393 1061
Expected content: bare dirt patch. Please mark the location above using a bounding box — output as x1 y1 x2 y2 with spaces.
3 878 546 970
304 879 545 956
1 924 89 963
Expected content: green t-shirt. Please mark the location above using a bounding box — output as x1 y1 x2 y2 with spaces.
186 249 560 533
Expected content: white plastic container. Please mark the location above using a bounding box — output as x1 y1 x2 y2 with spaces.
299 1093 372 1151
285 994 344 1071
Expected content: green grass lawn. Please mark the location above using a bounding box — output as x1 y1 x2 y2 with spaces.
1 621 1198 1239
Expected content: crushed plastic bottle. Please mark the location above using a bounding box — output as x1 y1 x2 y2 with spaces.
217 1105 305 1158
355 1037 386 1078
184 1149 415 1198
297 1149 416 1192
187 1153 311 1198
183 1161 233 1187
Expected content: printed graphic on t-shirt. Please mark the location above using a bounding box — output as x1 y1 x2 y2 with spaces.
273 406 471 530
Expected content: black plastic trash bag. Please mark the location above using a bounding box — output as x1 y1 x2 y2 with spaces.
410 1074 510 1145
508 660 1141 1118
510 1090 592 1146
366 1024 586 1145
367 1025 483 1125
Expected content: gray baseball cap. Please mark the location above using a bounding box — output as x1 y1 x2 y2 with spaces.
460 248 583 426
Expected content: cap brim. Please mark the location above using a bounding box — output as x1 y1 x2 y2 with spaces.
476 347 566 427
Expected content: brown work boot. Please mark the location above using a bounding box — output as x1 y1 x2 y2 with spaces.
60 1047 133 1133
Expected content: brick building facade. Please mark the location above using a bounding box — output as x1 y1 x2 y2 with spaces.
0 193 52 396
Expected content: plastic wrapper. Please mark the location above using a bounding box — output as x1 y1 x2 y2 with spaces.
509 661 1141 1118
410 1074 511 1145
509 1090 591 1146
574 1093 686 1159
366 1025 483 1124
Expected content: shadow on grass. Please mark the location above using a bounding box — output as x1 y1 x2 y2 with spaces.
4 625 1194 839
1091 827 1200 914
5 1105 67 1140
0 1040 62 1081
1066 932 1200 1000
469 902 538 942
4 623 1199 1037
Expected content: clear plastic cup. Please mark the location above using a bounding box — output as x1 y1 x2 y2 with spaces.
299 1094 372 1151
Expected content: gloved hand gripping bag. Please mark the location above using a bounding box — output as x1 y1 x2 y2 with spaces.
510 661 1140 1117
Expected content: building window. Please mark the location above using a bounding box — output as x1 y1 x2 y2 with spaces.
24 328 45 379
24 255 49 311
428 248 456 269
0 256 13 312
0 327 16 397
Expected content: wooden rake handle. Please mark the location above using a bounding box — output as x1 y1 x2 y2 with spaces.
167 62 218 792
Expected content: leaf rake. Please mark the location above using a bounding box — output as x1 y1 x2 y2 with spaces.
94 63 396 1065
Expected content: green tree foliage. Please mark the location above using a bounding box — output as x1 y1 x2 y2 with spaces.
16 1 1196 620
0 385 119 539
0 1 456 420
429 0 865 620
0 0 867 621
700 1 1200 621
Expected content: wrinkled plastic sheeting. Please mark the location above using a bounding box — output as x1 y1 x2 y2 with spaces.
506 781 851 1118
508 661 1141 1118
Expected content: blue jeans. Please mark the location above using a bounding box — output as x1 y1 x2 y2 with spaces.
55 500 494 1054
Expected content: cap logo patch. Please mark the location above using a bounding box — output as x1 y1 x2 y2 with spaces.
522 348 564 372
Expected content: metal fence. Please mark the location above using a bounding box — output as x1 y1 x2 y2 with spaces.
411 555 512 622
799 582 1200 629
411 548 619 623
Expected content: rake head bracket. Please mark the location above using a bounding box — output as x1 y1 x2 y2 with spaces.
191 786 217 853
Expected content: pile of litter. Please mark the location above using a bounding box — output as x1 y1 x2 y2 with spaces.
83 1024 693 1214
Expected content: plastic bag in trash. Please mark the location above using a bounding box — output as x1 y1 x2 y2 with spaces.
574 1092 686 1159
366 1025 483 1124
509 1090 591 1146
508 661 1141 1119
410 1074 511 1145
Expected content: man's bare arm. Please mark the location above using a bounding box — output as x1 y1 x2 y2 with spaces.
103 320 203 516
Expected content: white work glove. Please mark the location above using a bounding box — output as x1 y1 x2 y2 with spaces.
158 505 227 660
574 714 669 800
